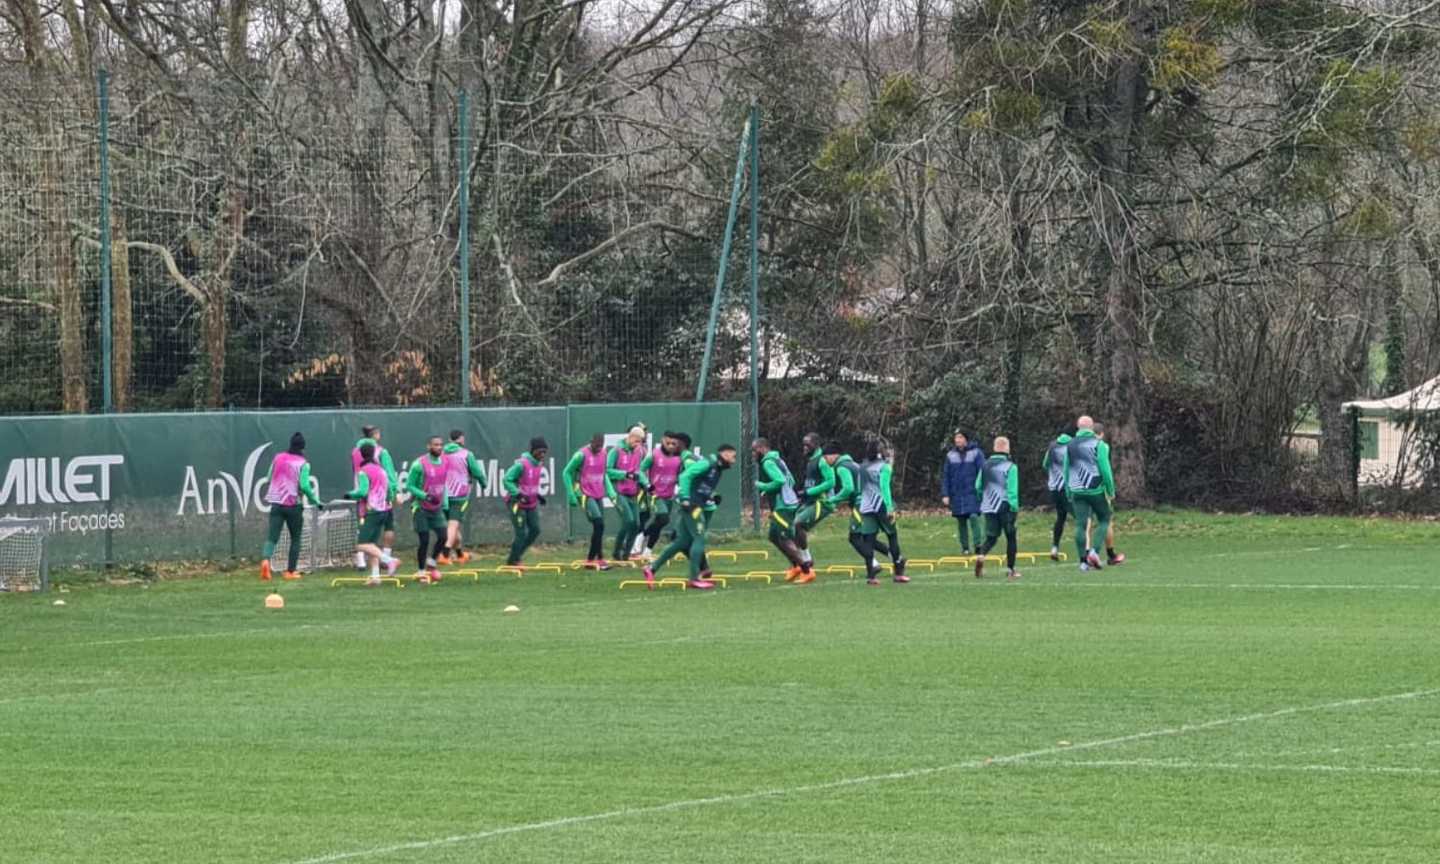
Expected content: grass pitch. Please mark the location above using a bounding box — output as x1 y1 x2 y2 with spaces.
2 510 1438 863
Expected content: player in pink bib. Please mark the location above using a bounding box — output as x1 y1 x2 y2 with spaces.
405 435 450 583
607 425 648 562
562 434 618 569
439 429 486 564
260 432 324 582
344 442 401 584
502 437 550 566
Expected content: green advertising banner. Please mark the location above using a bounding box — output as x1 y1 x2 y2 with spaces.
0 407 567 565
0 403 738 568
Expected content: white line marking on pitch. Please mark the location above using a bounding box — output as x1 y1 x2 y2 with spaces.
277 687 1440 864
1056 582 1440 592
74 625 327 647
1025 757 1440 777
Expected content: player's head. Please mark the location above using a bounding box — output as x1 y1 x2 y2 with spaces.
288 432 305 454
674 432 693 452
529 437 549 459
750 437 771 460
803 432 822 452
1093 421 1106 439
1063 423 1079 438
363 424 381 442
953 429 968 448
428 436 444 457
450 429 464 445
1077 415 1094 431
993 436 1011 455
359 442 376 465
627 425 646 448
823 443 843 465
588 432 605 452
717 444 738 468
864 439 885 461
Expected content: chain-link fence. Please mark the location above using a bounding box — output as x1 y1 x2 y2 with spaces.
0 73 756 417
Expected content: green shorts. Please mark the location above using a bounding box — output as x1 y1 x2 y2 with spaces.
445 498 470 524
358 509 394 544
859 511 892 536
582 495 605 523
769 507 798 539
412 506 447 534
795 498 834 529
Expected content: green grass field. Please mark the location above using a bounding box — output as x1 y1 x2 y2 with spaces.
3 510 1439 863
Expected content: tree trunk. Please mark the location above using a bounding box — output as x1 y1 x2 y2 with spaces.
44 131 88 413
1089 6 1153 504
13 0 88 412
112 212 133 411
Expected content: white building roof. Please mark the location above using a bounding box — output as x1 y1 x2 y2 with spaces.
1343 375 1440 413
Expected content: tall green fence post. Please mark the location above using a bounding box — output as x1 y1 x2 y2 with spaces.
98 69 113 414
458 89 472 406
696 116 752 401
98 70 115 564
748 101 761 530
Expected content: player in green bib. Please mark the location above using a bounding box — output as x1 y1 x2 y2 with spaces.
825 444 900 584
854 439 908 583
1062 416 1115 571
752 438 812 583
792 432 836 571
974 436 1021 581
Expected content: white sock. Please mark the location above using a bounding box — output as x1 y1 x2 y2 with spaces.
370 565 380 576
801 549 813 564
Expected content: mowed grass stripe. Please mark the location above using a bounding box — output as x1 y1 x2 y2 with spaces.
2 512 1438 863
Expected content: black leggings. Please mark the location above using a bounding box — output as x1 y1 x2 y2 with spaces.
417 529 446 570
643 512 670 549
979 509 1018 570
588 517 605 560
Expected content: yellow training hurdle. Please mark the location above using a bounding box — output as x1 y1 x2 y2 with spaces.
329 576 403 588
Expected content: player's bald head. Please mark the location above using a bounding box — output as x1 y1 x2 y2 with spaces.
1077 416 1094 430
993 436 1011 454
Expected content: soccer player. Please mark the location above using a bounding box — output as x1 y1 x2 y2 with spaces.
502 438 549 567
563 434 617 570
345 442 401 585
752 437 812 583
1063 415 1115 571
407 436 450 584
637 431 683 558
826 445 899 584
607 425 648 562
1087 422 1126 565
974 436 1021 581
1043 424 1076 560
260 432 324 581
439 429 486 564
352 425 399 569
643 444 737 590
792 432 836 570
941 430 985 554
855 439 908 583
